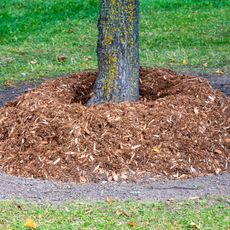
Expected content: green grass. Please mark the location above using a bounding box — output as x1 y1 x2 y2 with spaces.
0 197 229 229
0 0 229 85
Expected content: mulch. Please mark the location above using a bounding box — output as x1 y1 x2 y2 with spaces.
0 68 229 183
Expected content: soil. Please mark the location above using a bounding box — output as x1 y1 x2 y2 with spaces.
0 67 229 184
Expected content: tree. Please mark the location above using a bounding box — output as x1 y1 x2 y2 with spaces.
87 0 139 105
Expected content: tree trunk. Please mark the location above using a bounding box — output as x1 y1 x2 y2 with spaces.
87 0 139 105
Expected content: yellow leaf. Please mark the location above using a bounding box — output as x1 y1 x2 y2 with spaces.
182 60 187 65
25 218 36 229
152 146 160 153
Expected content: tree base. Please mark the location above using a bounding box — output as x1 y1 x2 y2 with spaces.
87 93 139 106
0 68 229 183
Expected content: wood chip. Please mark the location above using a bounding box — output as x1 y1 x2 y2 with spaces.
224 138 230 143
214 149 222 154
0 68 229 183
53 158 61 165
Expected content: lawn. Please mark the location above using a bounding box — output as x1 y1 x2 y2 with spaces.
0 197 229 229
0 0 229 85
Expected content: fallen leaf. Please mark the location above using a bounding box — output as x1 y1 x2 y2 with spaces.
115 210 122 216
3 80 14 87
128 220 137 228
182 60 187 65
84 56 92 61
152 146 160 153
30 60 37 65
172 221 182 228
190 222 200 229
123 211 131 217
106 197 114 204
85 208 92 214
215 69 224 74
129 207 138 213
168 57 175 62
16 204 22 209
57 55 66 62
25 218 36 229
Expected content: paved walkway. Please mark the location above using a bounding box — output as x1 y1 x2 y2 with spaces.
0 172 229 203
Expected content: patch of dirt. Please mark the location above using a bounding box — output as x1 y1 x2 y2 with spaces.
0 68 229 183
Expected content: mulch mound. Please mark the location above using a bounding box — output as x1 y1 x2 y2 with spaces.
0 68 229 183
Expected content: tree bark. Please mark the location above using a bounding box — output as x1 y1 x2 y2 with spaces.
87 0 139 105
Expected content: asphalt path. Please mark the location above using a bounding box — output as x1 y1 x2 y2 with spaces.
0 172 229 203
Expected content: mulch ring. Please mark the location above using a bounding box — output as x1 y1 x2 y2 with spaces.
0 68 229 183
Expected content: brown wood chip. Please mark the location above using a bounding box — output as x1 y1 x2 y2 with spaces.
0 68 229 183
